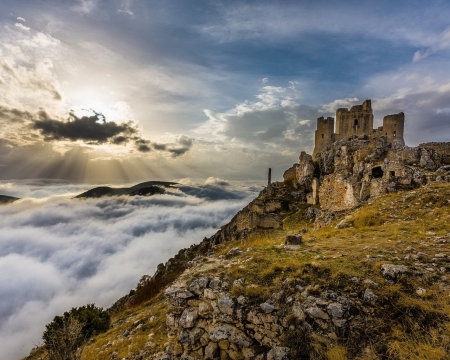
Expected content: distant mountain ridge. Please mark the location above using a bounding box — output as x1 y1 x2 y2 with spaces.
0 195 20 204
75 181 178 199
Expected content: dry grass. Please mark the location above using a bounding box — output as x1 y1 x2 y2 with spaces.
81 293 168 360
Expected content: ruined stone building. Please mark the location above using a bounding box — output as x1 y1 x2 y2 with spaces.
313 100 405 159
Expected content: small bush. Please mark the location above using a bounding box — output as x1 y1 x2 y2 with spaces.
43 304 110 360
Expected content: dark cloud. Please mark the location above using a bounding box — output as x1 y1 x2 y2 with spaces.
0 106 33 123
134 135 193 156
0 184 256 359
33 111 137 143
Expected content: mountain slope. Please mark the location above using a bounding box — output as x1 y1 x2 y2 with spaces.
75 181 178 199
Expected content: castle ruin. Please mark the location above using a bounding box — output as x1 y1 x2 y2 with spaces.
313 99 405 159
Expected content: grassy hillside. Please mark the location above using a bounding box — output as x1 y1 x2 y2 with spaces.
25 182 450 359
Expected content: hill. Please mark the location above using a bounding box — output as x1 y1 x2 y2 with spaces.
0 195 20 205
75 181 178 199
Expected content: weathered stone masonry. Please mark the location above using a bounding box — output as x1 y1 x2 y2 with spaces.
313 100 404 159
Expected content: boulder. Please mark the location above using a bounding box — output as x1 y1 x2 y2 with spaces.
284 235 302 245
380 264 408 279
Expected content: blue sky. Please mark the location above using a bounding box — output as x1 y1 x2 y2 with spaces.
0 0 449 183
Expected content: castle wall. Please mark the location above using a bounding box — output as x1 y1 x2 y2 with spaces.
383 112 404 143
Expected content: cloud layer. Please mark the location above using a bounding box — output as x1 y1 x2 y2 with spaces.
0 182 257 360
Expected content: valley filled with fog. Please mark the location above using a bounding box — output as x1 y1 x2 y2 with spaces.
0 180 258 359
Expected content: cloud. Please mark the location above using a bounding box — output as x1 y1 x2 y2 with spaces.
412 27 450 62
14 23 30 32
319 98 360 113
204 177 230 186
0 183 256 360
71 0 98 14
16 17 26 22
32 110 137 143
198 83 317 151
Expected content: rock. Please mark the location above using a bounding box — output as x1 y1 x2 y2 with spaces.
305 306 329 320
284 245 302 251
327 302 344 318
260 301 276 313
416 288 426 296
204 288 217 300
179 328 204 345
363 279 378 287
179 308 199 328
363 288 378 304
209 324 252 348
380 264 408 279
218 295 235 315
205 342 219 359
292 302 305 321
233 278 245 288
218 340 230 350
242 347 256 358
267 344 290 360
165 287 195 300
228 349 245 360
199 301 213 317
227 247 242 257
209 278 222 290
188 278 209 295
237 296 247 305
336 219 350 229
284 235 302 245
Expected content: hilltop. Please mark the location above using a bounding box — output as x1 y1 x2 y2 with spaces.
0 195 19 205
75 181 178 199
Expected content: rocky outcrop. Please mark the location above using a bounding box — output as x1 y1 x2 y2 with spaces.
285 138 450 212
160 263 415 360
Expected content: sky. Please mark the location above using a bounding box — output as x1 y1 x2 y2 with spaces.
0 0 449 184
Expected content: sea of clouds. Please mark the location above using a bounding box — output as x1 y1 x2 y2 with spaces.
0 179 259 360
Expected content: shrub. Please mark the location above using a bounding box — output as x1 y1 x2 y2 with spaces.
43 304 110 360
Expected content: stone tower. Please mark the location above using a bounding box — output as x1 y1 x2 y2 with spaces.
335 99 374 140
313 116 334 159
383 112 405 145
